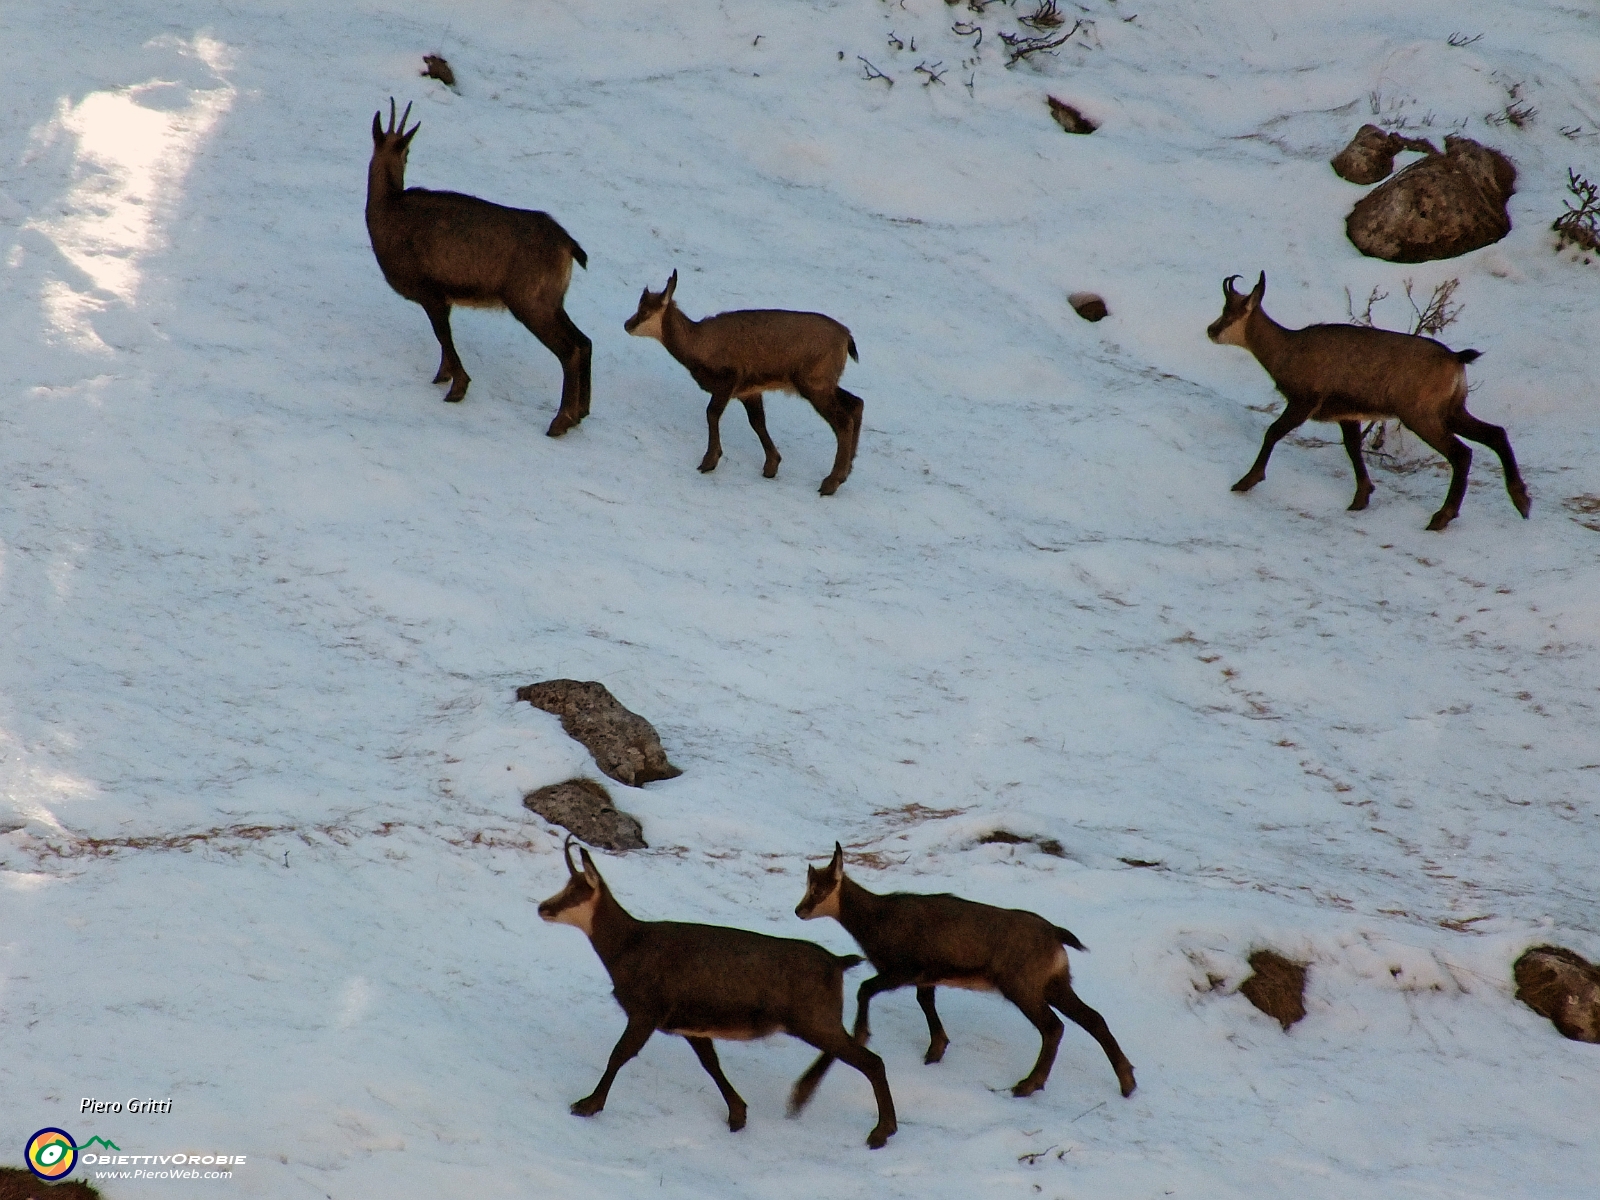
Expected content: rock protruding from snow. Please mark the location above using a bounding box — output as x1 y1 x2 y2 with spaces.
1330 124 1437 185
516 679 682 786
1346 136 1515 262
1068 291 1109 322
1239 949 1307 1030
0 1166 103 1199
1047 96 1097 135
1514 945 1600 1042
524 778 646 851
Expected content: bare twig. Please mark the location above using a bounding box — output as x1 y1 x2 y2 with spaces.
1343 285 1388 328
858 56 894 86
1018 1145 1060 1166
888 31 905 50
952 20 983 50
1019 0 1066 30
1447 32 1483 48
915 60 948 86
1406 277 1462 336
1553 168 1600 254
1000 18 1084 67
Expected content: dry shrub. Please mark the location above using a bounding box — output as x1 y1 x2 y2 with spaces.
1239 949 1307 1030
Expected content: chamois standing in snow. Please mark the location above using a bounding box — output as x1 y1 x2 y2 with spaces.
1208 272 1530 530
624 271 865 495
792 844 1136 1106
538 839 898 1148
365 100 592 436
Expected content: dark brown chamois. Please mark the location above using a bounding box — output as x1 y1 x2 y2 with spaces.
538 838 898 1148
624 271 864 495
792 844 1136 1106
1208 272 1530 531
365 99 592 436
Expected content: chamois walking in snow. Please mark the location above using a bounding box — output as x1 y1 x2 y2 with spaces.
1208 272 1530 531
365 99 592 436
538 838 898 1148
791 844 1136 1106
624 271 865 495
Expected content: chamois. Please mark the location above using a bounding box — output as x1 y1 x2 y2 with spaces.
1208 272 1530 531
624 271 865 495
538 838 898 1148
365 99 592 436
792 844 1136 1106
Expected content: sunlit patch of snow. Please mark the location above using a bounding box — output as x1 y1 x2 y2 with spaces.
24 35 234 350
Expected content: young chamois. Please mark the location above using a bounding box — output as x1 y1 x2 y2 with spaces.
792 844 1136 1106
1208 272 1530 531
624 271 864 495
538 838 898 1148
365 99 592 436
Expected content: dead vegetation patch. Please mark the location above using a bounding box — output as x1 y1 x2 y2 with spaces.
1239 949 1308 1030
0 1166 103 1199
978 829 1067 857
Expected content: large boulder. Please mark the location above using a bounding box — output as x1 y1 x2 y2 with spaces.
1346 135 1515 263
516 679 682 787
524 778 646 851
1330 123 1437 185
1514 945 1600 1042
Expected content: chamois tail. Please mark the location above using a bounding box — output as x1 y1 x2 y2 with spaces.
847 336 859 363
1054 925 1087 952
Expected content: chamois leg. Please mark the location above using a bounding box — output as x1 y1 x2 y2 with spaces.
420 298 470 403
1408 421 1474 531
916 986 951 1064
685 1036 748 1132
571 1015 654 1117
1049 977 1137 1097
787 1050 835 1117
788 1019 897 1148
1233 398 1314 493
740 395 782 479
512 302 592 437
838 387 866 477
1452 411 1531 519
699 392 732 474
802 385 857 496
1340 420 1375 511
1003 987 1064 1098
850 973 905 1045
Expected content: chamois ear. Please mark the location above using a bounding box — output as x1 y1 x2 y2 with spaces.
664 269 678 302
372 110 385 145
399 121 420 151
1250 272 1266 305
579 846 602 887
829 841 845 880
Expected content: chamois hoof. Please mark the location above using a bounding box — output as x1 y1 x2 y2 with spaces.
698 458 719 474
431 370 451 384
727 1106 748 1133
1010 1078 1046 1098
923 1039 948 1065
1117 1066 1137 1097
546 414 578 437
866 1122 896 1149
1425 510 1455 532
762 461 780 479
1512 489 1532 519
819 476 843 496
1348 496 1371 512
1231 476 1259 494
569 1095 605 1117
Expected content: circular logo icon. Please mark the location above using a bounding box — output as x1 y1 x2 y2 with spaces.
26 1128 78 1180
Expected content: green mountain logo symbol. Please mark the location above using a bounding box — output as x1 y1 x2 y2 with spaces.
78 1136 121 1152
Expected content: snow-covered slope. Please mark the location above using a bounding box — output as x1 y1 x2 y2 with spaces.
3 0 1597 1195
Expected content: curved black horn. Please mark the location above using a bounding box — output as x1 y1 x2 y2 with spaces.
563 834 579 876
1223 274 1243 298
387 97 397 134
399 101 414 135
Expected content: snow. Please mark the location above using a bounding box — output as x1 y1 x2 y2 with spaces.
3 0 1597 1195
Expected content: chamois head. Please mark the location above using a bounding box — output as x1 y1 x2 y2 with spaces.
795 842 846 921
538 836 605 934
623 270 678 341
369 98 420 192
1207 272 1266 346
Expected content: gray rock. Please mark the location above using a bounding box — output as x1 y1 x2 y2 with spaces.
1068 291 1108 322
1514 945 1600 1043
1346 135 1515 263
523 778 646 851
1331 123 1437 185
516 679 682 787
1047 96 1097 135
